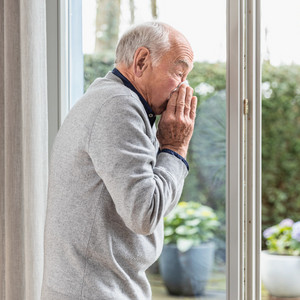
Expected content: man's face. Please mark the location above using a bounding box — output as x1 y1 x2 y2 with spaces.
144 43 194 115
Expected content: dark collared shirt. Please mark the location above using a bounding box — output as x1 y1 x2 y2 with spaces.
112 68 189 170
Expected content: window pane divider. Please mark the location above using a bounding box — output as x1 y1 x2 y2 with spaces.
226 0 245 298
245 0 262 299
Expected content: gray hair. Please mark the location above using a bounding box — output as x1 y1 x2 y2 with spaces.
115 22 170 67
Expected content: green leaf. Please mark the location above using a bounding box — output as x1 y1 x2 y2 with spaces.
164 227 174 236
175 225 198 236
185 219 201 226
175 225 188 235
177 238 194 252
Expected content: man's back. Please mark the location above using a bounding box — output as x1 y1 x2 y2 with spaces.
41 72 187 300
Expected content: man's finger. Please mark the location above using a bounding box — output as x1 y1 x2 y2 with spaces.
165 90 177 115
176 85 187 117
184 87 193 116
190 96 197 120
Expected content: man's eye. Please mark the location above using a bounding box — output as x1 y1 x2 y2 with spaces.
178 73 183 78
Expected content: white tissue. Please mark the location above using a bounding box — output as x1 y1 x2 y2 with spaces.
172 80 189 93
167 80 190 101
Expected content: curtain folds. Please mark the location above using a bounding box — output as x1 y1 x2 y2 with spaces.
0 0 48 299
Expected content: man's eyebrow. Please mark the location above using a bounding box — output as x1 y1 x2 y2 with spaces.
174 59 193 70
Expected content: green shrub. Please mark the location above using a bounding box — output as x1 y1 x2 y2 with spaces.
84 53 115 92
187 61 226 105
262 62 300 233
164 201 219 252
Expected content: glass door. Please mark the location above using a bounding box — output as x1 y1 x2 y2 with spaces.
82 1 227 298
47 0 255 297
260 1 300 299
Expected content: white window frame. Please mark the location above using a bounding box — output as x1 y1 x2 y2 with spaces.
226 0 261 299
46 0 61 151
244 0 261 299
47 0 262 298
226 0 244 297
46 0 83 152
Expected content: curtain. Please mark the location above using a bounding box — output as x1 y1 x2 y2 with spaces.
0 0 48 299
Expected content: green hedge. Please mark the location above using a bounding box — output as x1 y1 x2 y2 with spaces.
261 62 300 231
188 61 300 235
84 54 115 92
84 55 300 237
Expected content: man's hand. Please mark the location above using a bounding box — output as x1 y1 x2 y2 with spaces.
157 84 197 159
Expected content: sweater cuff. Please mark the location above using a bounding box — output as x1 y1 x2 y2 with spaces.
158 148 189 171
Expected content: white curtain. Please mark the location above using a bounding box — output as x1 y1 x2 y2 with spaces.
0 0 48 299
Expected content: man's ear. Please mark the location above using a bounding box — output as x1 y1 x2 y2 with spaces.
133 47 150 77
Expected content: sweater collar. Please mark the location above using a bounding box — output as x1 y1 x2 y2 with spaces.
112 68 156 127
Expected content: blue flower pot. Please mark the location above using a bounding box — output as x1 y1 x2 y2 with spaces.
159 242 215 296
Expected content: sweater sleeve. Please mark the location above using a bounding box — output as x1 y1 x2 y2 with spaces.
88 95 188 235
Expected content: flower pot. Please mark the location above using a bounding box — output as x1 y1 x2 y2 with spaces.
261 250 300 297
159 242 215 296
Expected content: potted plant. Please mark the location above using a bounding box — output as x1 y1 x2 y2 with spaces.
159 201 219 296
261 219 300 298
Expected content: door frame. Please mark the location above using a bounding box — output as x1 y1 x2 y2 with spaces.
226 0 261 299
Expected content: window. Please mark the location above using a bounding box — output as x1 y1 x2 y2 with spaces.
82 2 227 298
260 1 300 299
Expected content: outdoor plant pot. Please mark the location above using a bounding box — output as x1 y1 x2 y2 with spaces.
159 242 215 296
261 251 300 298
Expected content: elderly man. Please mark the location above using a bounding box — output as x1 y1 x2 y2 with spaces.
42 22 196 300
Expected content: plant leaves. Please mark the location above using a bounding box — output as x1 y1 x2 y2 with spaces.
177 238 194 252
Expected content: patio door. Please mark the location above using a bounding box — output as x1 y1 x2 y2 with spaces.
46 0 262 298
260 1 300 299
227 0 261 299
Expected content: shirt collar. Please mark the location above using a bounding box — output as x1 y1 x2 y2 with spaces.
112 68 156 127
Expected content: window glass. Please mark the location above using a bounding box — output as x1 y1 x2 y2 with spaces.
82 1 226 298
260 1 300 299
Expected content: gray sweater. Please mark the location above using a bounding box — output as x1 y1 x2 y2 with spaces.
41 72 188 300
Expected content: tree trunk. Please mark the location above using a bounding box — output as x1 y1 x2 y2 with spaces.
129 0 135 25
151 0 158 19
94 0 121 55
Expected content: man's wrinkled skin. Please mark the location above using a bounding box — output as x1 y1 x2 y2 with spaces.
156 83 197 159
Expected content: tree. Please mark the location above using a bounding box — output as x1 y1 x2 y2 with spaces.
151 0 158 19
129 0 135 24
94 0 121 56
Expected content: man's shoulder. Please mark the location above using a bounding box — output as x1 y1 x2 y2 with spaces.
82 72 142 112
88 72 137 99
58 72 149 143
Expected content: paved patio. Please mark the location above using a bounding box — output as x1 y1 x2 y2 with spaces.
148 271 226 300
147 270 273 300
